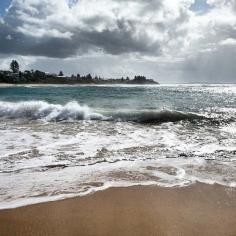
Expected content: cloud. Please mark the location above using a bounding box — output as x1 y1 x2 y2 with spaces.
0 54 36 71
183 45 236 83
0 0 236 83
0 0 193 58
180 0 236 83
6 34 12 40
220 38 236 46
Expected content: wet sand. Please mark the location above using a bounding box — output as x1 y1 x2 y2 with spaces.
0 183 236 236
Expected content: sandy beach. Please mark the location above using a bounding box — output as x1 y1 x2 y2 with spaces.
0 183 236 236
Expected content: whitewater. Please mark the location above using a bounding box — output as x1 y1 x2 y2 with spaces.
0 84 236 209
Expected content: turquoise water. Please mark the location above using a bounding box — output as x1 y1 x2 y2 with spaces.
0 84 236 209
0 85 235 112
0 85 235 123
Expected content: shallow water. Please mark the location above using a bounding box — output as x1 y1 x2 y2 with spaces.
0 84 236 209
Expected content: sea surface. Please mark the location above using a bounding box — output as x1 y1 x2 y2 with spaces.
0 84 236 209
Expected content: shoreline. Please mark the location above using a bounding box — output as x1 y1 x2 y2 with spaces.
0 83 160 87
1 83 236 88
1 183 236 236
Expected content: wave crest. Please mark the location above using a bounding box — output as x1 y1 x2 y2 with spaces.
0 101 105 121
0 101 205 123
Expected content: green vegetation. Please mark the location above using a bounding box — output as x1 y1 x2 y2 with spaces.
0 60 159 85
10 60 20 73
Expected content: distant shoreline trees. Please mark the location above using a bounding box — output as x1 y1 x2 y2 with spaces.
58 71 64 76
10 60 19 73
0 60 158 85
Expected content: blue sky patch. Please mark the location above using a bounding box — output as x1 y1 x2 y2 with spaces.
190 0 213 14
0 0 11 16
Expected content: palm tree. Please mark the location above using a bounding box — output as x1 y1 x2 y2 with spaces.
10 60 20 73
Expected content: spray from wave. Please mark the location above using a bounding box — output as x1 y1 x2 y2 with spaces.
0 101 206 123
0 101 104 121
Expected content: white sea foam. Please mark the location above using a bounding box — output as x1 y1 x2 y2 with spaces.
0 84 235 209
0 101 206 123
0 119 235 209
0 101 105 121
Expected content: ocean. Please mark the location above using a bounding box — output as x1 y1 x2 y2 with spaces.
0 84 236 209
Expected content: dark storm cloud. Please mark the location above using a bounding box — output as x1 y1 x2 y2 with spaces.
0 24 76 57
0 0 164 58
0 23 161 58
0 0 189 58
79 20 162 55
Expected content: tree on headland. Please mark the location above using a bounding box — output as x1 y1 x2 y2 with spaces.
10 60 19 73
0 64 158 84
134 75 146 82
59 71 64 76
85 74 92 80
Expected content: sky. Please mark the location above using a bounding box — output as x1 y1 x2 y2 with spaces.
0 0 11 16
0 0 236 83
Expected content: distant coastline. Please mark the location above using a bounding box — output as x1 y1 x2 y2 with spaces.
0 60 159 85
0 70 158 85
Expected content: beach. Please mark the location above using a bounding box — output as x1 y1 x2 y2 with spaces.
0 85 236 235
1 183 236 236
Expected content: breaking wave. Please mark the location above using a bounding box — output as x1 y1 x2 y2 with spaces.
0 101 206 123
0 101 104 121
